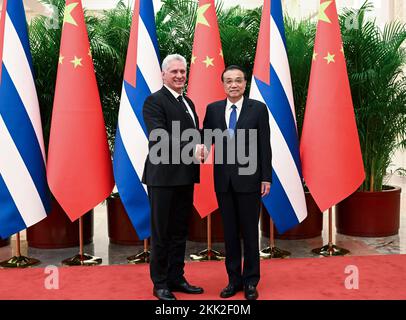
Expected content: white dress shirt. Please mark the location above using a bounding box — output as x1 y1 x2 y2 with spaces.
164 85 196 126
225 97 243 129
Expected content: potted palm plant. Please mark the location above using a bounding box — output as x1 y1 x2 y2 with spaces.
335 1 406 237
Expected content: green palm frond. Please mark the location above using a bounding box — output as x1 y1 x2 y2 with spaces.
341 0 406 191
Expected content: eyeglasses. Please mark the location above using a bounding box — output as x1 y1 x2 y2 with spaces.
224 78 245 86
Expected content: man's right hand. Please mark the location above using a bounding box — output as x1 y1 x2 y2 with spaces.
195 144 208 163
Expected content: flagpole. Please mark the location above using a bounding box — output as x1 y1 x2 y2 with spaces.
127 239 150 264
260 205 290 259
190 213 225 261
311 207 349 256
62 216 102 266
0 232 40 268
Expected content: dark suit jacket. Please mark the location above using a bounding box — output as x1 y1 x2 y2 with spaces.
203 97 272 193
142 86 200 186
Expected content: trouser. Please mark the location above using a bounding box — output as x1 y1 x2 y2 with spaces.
216 185 261 287
148 185 194 289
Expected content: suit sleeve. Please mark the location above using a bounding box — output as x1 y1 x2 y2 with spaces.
202 105 214 152
258 103 272 183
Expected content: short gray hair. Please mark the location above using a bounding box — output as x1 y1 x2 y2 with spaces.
161 54 187 71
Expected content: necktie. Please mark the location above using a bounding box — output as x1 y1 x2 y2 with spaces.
229 105 237 137
177 95 195 126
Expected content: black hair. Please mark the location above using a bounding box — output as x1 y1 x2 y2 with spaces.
221 65 247 82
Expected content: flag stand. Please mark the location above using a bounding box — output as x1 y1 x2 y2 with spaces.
62 217 102 266
260 206 291 259
0 232 40 268
311 207 349 256
190 214 225 261
127 239 150 264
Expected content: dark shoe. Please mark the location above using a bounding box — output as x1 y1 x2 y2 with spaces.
168 280 204 294
244 285 258 300
153 288 176 300
220 284 243 298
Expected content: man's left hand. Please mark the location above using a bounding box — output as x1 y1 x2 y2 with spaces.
261 182 271 197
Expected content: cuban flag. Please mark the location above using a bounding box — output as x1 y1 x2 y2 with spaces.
0 0 50 239
113 0 161 240
249 0 307 233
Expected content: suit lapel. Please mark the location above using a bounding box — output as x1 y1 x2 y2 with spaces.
161 86 179 105
220 99 227 131
236 97 250 129
162 86 196 128
184 96 199 127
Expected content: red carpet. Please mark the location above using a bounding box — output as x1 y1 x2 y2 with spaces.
1 254 405 300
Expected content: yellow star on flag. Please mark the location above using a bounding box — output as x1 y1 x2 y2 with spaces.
313 51 318 61
219 49 223 58
63 2 79 26
70 56 83 68
318 1 332 23
59 55 64 64
324 52 335 64
196 4 211 27
191 55 197 64
202 56 214 68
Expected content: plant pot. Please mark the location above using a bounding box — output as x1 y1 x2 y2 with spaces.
107 196 143 245
335 186 401 237
261 192 323 239
0 238 10 247
188 208 224 242
27 198 94 249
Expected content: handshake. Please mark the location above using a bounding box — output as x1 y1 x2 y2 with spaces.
194 144 209 163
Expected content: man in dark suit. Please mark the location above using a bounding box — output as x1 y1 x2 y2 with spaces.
142 54 205 300
203 65 272 300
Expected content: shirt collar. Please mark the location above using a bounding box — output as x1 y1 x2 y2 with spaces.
226 96 244 111
164 84 183 100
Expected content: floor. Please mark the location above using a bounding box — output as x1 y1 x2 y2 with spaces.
0 174 405 268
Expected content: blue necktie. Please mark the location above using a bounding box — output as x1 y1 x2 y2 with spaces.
229 105 237 137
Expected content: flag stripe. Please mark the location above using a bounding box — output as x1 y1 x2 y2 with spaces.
270 17 295 119
0 116 47 232
255 74 301 171
250 0 307 233
267 169 301 231
137 18 161 93
1 13 48 208
0 0 48 239
139 0 159 57
0 174 25 238
271 0 287 45
113 129 150 239
251 79 307 224
113 0 161 240
0 66 48 207
120 81 150 182
6 1 33 74
0 0 7 81
3 13 46 161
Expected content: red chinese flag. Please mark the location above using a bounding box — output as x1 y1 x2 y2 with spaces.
47 0 114 221
300 0 365 212
188 0 225 218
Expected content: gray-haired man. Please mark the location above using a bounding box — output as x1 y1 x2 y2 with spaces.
142 54 205 300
